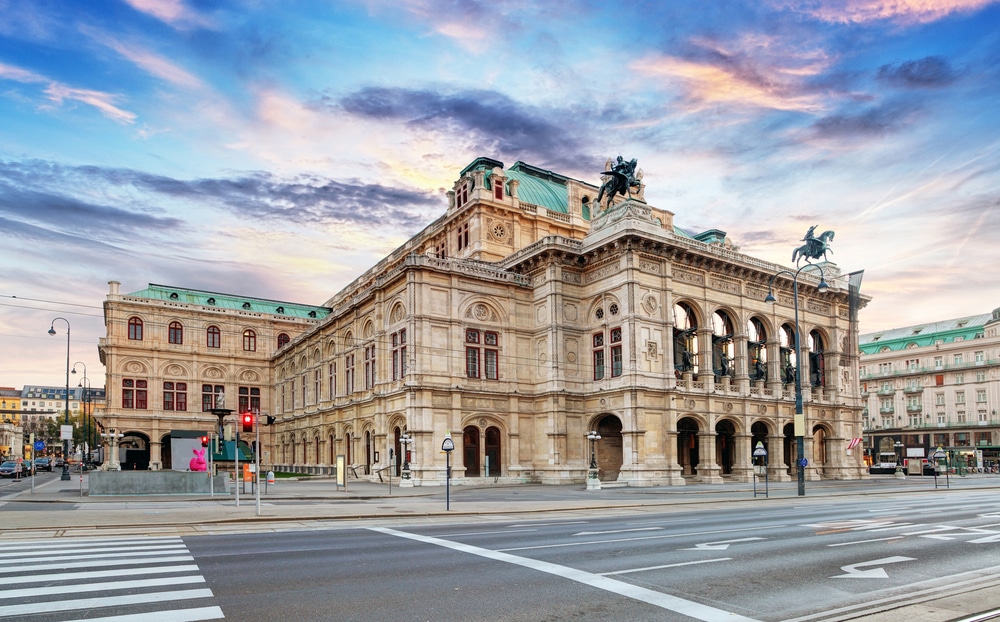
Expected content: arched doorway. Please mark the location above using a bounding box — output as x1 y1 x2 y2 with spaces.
809 330 826 388
750 421 769 456
715 420 736 475
595 415 623 481
813 425 828 469
365 431 372 475
120 432 150 470
160 433 172 470
783 422 796 474
345 432 352 466
677 417 700 476
393 427 402 477
463 426 481 477
485 426 501 477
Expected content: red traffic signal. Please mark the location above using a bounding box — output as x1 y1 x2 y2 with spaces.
200 436 209 447
241 412 254 433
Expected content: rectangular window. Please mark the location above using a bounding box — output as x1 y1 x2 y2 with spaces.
934 356 943 369
122 379 147 409
301 374 306 405
935 374 945 386
239 386 261 413
905 358 919 371
879 362 892 375
593 332 605 380
956 373 964 385
936 392 946 406
391 329 408 380
202 384 224 411
466 347 480 378
163 382 187 411
364 344 376 389
329 362 337 399
314 369 321 403
954 354 964 365
494 183 503 200
484 349 498 380
977 389 987 403
345 353 355 393
977 370 987 382
610 327 623 377
975 350 985 364
956 391 966 404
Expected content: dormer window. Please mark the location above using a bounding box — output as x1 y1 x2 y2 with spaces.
207 297 216 305
494 182 503 200
242 302 252 310
276 306 285 314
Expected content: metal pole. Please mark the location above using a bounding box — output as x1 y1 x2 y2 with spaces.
445 450 450 511
235 429 240 508
792 275 806 497
49 318 71 481
255 410 261 516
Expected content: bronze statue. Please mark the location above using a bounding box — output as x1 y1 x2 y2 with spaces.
792 225 835 265
597 156 640 208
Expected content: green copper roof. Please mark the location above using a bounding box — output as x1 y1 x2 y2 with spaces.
127 284 330 320
859 312 993 354
506 161 572 214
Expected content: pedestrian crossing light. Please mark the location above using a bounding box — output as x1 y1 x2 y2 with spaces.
242 412 254 433
200 435 209 448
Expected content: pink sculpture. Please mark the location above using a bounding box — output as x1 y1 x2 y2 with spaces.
189 447 207 472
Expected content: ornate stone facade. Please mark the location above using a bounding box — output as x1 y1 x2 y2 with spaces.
100 157 869 485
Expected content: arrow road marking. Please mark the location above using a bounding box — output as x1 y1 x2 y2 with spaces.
574 527 662 536
832 556 915 579
682 537 765 551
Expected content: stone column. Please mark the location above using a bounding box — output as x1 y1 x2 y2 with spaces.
698 432 723 483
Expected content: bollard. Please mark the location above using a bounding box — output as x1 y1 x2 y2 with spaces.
267 470 274 484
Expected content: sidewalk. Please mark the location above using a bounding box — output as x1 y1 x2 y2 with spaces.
2 471 996 535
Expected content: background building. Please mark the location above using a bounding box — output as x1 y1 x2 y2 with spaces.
860 310 1000 472
99 157 869 485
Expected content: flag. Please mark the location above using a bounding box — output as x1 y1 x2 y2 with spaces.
847 438 862 450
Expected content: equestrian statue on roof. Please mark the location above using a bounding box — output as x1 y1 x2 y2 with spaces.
597 155 641 209
792 225 835 265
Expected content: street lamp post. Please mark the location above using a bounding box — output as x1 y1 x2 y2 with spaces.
765 264 829 497
399 432 412 480
48 317 72 481
586 430 602 491
72 362 89 471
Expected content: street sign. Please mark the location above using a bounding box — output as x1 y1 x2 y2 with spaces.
753 442 768 457
33 441 45 451
441 437 455 452
60 425 73 440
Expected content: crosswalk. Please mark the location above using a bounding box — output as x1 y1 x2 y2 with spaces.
0 535 223 621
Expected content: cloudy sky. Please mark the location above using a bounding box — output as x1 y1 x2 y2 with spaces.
2 0 999 391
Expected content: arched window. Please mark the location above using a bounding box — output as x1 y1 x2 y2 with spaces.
168 321 183 345
206 326 221 349
712 310 734 380
747 317 768 381
780 324 797 384
128 317 143 341
809 330 826 388
243 329 257 352
277 333 290 349
673 302 698 374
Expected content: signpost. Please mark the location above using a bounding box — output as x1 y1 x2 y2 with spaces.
753 441 768 498
441 434 455 511
932 446 950 489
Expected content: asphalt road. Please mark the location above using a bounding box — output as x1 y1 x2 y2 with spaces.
8 485 1000 621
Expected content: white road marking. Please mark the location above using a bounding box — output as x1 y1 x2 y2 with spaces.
601 558 731 575
0 588 215 617
574 527 662 536
0 564 200 585
371 526 761 622
63 606 225 622
832 556 915 579
498 524 787 552
0 575 205 600
682 537 765 551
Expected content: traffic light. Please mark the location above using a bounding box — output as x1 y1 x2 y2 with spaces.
265 415 276 426
200 435 209 448
241 412 253 433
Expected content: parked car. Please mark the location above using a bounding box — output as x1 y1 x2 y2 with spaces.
0 461 30 477
34 458 53 472
0 461 17 477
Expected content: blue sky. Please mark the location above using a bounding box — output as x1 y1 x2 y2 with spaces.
2 0 999 390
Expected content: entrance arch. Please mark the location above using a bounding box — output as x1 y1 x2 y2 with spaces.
595 415 623 481
812 425 829 470
120 432 150 470
783 422 795 474
463 426 481 477
485 426 501 477
677 417 700 475
715 420 736 475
